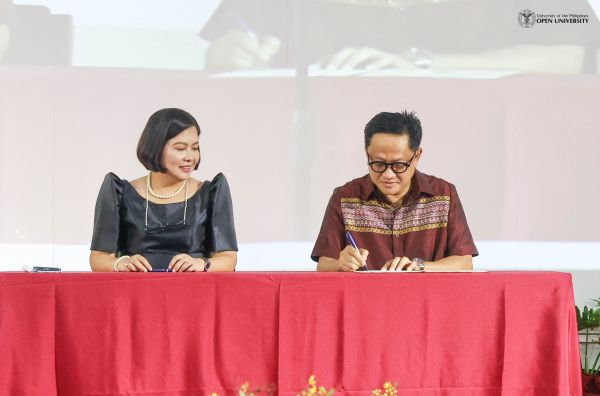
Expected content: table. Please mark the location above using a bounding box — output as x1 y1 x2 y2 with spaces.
0 272 581 395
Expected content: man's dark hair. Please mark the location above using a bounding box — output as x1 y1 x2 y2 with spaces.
364 111 422 151
137 108 201 172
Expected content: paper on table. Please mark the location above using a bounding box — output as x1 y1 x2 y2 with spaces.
209 67 521 79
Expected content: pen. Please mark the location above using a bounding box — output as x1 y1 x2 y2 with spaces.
227 11 258 42
345 231 368 271
150 269 173 272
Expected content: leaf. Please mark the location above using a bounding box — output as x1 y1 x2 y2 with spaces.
590 351 600 374
593 309 600 327
583 306 591 329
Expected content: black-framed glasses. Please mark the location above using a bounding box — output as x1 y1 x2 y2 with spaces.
368 152 416 174
144 198 189 234
144 221 188 234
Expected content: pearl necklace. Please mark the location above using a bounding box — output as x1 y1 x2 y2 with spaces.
147 172 187 199
145 174 189 231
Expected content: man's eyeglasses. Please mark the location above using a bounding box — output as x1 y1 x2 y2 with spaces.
368 152 416 174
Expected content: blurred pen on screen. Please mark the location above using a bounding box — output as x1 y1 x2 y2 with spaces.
226 10 280 66
345 231 368 271
227 11 259 42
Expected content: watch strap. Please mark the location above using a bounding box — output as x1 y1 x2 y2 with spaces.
203 257 211 272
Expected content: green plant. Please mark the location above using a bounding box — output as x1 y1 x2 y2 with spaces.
576 299 600 375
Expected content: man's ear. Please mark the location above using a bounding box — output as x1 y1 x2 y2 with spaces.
414 147 423 164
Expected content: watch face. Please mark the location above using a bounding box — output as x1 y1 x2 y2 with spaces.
413 258 425 270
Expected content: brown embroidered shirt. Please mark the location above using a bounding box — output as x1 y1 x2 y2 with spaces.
311 171 478 269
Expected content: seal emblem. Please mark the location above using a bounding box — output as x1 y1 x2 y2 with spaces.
518 9 536 28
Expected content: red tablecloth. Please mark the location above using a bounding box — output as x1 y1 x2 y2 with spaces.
0 272 581 396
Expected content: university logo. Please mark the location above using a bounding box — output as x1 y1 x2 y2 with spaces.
518 9 536 28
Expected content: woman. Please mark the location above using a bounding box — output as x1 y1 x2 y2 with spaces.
90 108 237 272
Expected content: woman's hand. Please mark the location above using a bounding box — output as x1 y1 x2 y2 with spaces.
117 254 152 272
168 254 206 272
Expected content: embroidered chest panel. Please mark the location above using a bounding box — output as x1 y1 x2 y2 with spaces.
341 196 450 236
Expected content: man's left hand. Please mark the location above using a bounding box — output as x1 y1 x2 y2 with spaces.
381 256 420 271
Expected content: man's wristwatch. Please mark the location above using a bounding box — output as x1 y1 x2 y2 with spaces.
412 257 425 271
202 257 211 272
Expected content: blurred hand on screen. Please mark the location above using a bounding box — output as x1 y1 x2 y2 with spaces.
0 25 9 62
205 28 281 71
321 47 416 71
338 245 368 272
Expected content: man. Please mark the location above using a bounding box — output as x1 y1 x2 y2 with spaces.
201 0 597 73
312 111 478 271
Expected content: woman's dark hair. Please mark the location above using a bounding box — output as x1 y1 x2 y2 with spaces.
137 108 201 172
364 111 422 151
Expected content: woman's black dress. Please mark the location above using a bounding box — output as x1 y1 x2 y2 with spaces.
91 172 238 269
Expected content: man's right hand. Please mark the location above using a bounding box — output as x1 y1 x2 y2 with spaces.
337 245 368 272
